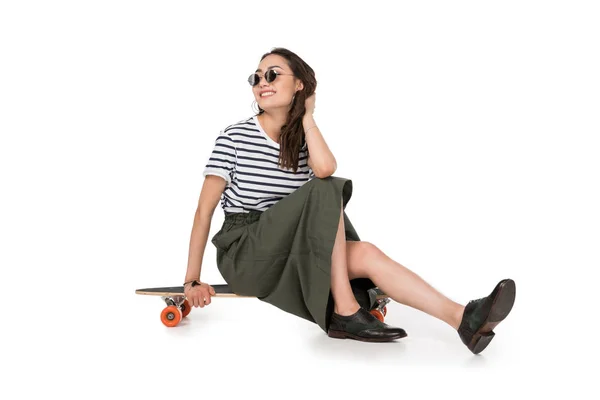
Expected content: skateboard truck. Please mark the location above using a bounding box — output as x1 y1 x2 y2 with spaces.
160 295 191 327
367 287 390 322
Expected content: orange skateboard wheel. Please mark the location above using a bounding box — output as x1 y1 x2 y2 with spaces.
161 305 182 327
181 300 191 318
370 309 384 323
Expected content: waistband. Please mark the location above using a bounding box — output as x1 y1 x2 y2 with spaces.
224 210 263 225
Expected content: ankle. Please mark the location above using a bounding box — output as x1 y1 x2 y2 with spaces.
334 302 361 316
452 305 466 330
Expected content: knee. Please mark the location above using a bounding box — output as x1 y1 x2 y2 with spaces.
308 175 346 186
307 176 332 187
353 241 384 263
305 176 336 196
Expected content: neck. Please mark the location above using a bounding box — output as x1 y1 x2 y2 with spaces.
258 111 288 142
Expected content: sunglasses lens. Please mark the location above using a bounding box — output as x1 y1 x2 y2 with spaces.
248 74 258 86
265 70 277 83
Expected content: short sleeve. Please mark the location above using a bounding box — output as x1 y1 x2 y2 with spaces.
202 129 236 184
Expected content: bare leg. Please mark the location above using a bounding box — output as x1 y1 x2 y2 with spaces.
372 253 464 329
330 199 361 316
345 241 465 329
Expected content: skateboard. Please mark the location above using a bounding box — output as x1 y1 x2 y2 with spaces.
135 284 391 327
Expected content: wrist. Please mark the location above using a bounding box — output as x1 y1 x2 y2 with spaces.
303 115 315 126
304 125 318 135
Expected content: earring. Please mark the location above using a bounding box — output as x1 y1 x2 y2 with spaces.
251 100 263 114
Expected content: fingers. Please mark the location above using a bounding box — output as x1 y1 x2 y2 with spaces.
193 293 204 308
202 287 212 306
184 284 217 308
186 289 202 308
188 288 211 308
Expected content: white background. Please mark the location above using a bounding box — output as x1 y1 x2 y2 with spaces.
1 0 598 398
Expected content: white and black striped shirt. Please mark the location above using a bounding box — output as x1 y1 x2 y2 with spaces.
202 115 315 214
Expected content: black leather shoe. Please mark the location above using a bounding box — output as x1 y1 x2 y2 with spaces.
458 278 516 354
328 307 407 342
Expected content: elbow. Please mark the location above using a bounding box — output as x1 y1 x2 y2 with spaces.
313 161 337 179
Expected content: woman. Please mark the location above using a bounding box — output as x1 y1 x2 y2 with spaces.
182 47 516 353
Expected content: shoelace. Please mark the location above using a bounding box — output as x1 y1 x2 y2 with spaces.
468 296 487 306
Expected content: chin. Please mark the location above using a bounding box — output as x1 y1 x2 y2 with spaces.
257 104 279 111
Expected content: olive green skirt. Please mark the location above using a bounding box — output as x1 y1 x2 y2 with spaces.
210 176 376 334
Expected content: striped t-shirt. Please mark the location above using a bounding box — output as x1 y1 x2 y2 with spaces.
202 114 316 214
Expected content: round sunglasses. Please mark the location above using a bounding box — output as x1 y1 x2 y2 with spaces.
248 69 294 87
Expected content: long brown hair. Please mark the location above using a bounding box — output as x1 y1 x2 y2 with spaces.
255 47 317 172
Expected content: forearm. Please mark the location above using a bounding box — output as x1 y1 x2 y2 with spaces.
184 210 212 283
302 115 337 176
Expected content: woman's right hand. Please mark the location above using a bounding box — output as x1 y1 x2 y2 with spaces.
184 281 217 308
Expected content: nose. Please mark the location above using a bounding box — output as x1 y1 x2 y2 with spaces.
258 74 270 87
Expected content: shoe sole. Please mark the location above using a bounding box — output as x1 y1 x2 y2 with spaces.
469 278 516 354
327 329 407 342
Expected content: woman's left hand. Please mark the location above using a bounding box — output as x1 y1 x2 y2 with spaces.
304 92 316 115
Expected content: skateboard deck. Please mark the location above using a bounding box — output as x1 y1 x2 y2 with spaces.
136 284 247 298
136 284 391 327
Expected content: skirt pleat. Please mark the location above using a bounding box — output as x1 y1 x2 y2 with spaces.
211 176 376 333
